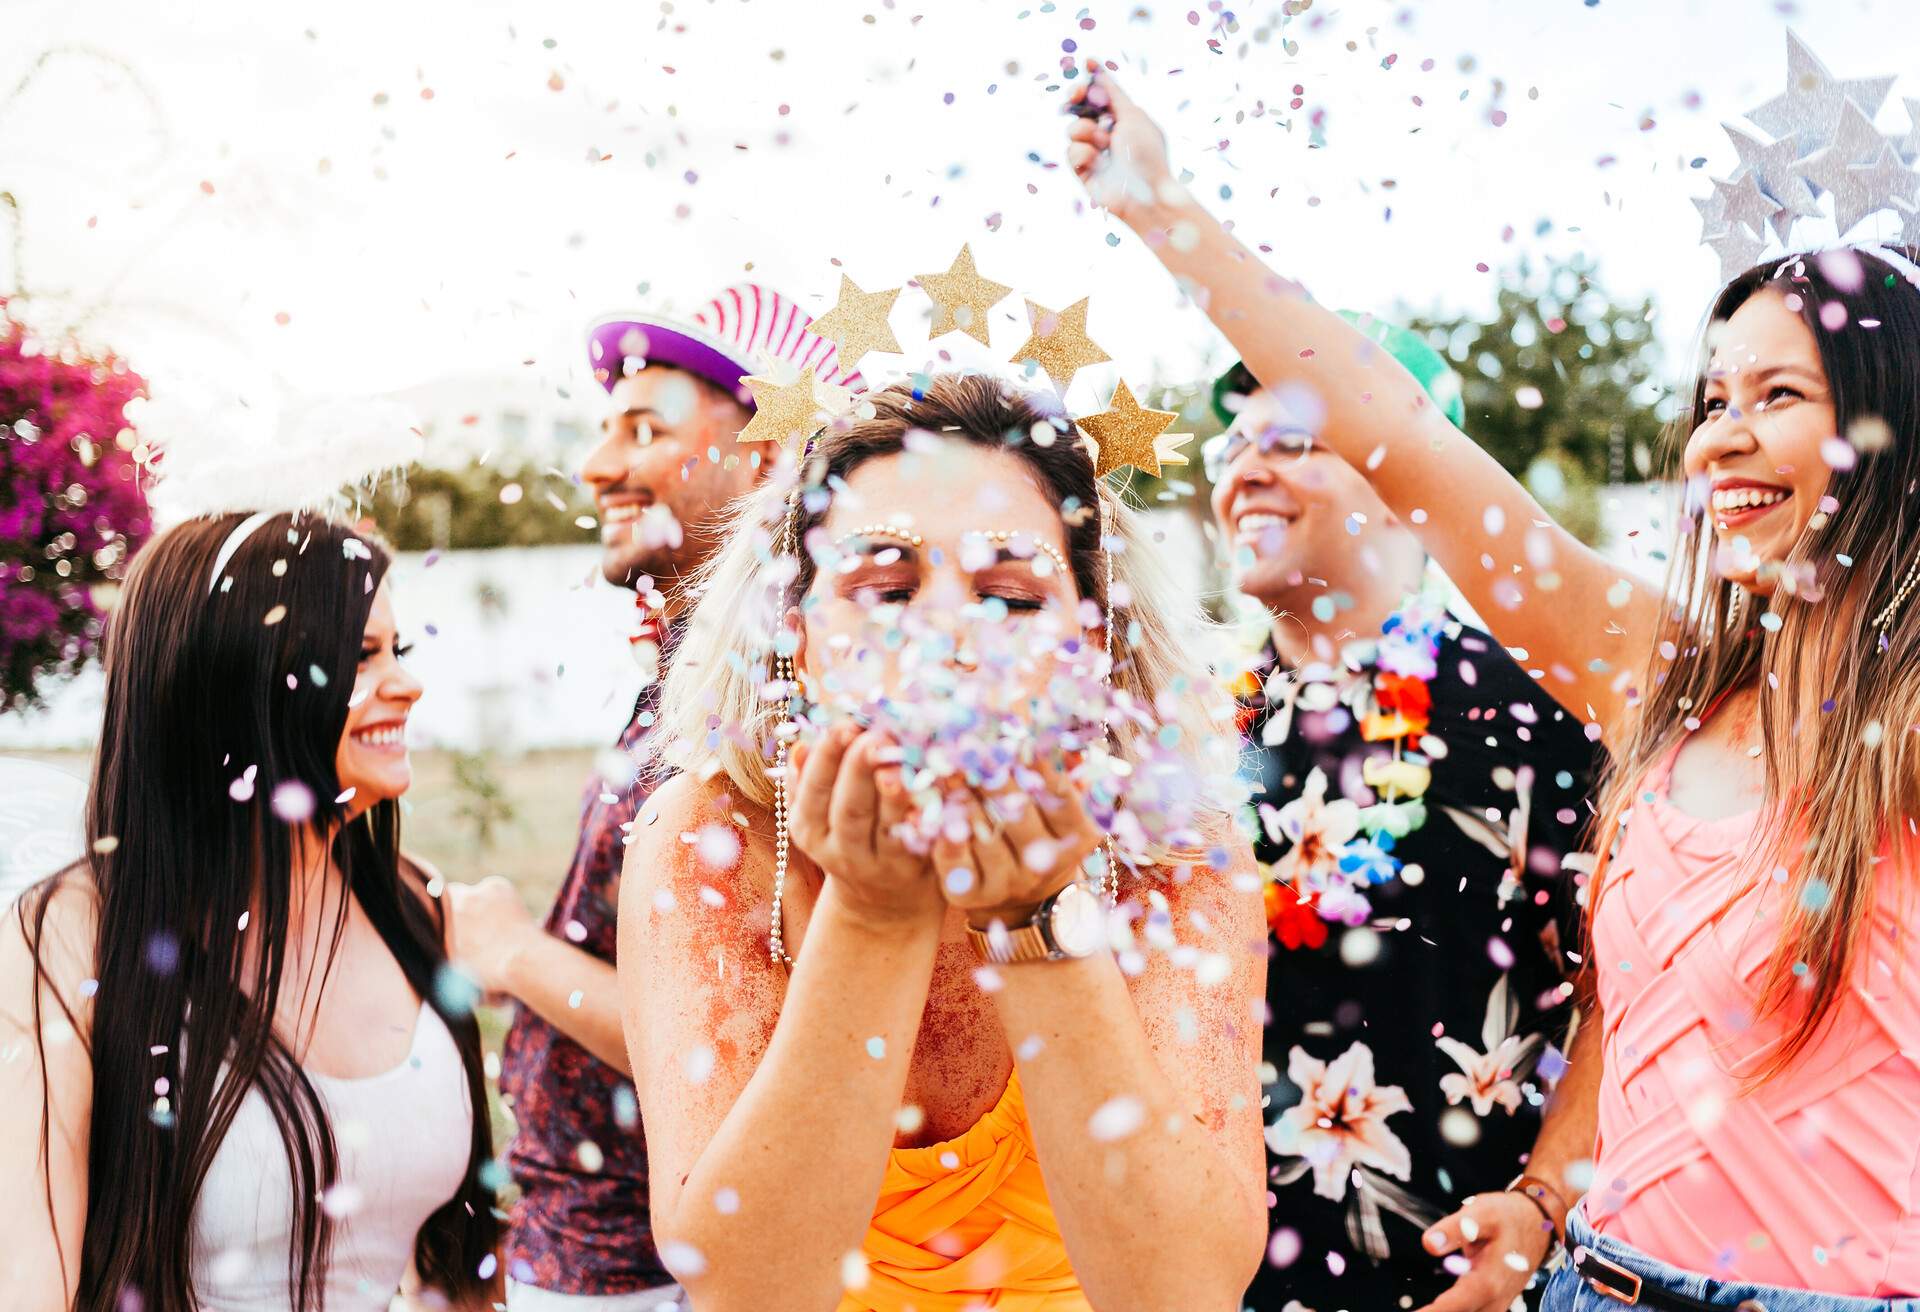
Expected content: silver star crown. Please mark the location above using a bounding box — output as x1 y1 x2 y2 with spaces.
1697 30 1919 281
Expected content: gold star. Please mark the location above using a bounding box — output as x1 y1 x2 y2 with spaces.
1076 381 1191 479
917 244 1012 347
738 372 828 451
805 274 903 370
1008 297 1111 390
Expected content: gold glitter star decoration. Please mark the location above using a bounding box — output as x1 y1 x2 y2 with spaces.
738 371 839 451
1076 380 1192 479
1009 297 1110 390
805 274 903 370
918 244 1012 347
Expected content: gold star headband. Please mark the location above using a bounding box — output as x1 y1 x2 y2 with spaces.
735 245 1195 480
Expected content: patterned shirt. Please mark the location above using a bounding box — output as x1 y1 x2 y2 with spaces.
498 656 673 1295
1242 618 1598 1312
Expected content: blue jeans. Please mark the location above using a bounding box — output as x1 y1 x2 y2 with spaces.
1542 1206 1920 1311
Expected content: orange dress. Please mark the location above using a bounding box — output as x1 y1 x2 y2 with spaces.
840 1072 1090 1311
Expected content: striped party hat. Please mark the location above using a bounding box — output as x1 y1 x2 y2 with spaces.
588 283 866 403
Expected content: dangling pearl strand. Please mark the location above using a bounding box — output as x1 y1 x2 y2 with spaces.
1873 553 1920 633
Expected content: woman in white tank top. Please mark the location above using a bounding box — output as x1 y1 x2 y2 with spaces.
0 512 497 1310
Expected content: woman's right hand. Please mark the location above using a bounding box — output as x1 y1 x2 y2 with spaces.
1415 1190 1557 1312
1064 63 1176 223
787 721 942 932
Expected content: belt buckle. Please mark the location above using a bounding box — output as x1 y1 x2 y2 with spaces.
1576 1243 1645 1304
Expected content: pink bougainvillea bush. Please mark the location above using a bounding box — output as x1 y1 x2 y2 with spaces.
0 302 151 711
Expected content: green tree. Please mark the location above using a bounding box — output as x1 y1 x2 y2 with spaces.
1405 255 1671 543
367 461 595 551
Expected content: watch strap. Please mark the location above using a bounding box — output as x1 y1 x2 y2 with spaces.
967 887 1072 965
967 916 1054 965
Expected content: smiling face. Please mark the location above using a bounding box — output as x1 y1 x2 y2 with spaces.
579 366 757 591
1208 389 1424 616
1683 289 1838 593
797 441 1088 703
334 581 422 814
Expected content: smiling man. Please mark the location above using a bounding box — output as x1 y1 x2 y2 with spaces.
1205 319 1600 1312
443 285 861 1312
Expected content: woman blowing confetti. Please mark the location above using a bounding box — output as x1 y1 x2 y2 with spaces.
616 373 1268 1311
1069 55 1920 1312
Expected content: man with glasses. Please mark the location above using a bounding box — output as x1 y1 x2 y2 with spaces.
1205 317 1601 1312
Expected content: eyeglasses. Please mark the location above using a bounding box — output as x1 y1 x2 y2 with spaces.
1200 423 1317 483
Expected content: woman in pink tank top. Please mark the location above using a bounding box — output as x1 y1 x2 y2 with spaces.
1062 61 1920 1312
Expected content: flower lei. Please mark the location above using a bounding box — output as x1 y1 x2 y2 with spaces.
1254 600 1450 948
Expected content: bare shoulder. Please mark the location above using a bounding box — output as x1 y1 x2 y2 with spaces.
0 868 101 1040
399 848 448 888
394 849 454 942
622 770 782 992
627 772 775 909
1147 812 1262 928
619 771 783 1121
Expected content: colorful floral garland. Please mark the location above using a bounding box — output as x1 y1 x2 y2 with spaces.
1245 601 1450 949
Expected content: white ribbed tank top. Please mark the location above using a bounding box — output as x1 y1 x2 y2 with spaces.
189 1002 473 1311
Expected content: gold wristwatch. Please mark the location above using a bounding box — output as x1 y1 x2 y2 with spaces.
966 882 1105 965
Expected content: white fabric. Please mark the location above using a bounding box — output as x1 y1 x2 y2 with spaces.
189 1002 472 1311
506 1279 686 1311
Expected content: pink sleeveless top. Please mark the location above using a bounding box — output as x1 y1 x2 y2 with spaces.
1585 745 1920 1295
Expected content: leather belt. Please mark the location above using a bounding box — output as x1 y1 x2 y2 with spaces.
1573 1244 1771 1311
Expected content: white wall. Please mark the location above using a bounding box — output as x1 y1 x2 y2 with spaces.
0 545 645 754
0 491 1675 754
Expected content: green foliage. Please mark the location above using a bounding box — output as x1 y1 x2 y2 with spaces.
1405 255 1673 543
448 749 516 854
368 462 594 552
360 257 1669 554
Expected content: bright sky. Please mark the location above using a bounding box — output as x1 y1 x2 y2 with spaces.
4 0 1918 451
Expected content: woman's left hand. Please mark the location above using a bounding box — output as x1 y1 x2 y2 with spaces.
933 754 1107 926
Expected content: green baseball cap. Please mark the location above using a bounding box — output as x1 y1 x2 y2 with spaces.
1209 310 1466 431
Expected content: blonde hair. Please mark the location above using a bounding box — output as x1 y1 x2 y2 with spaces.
650 374 1244 847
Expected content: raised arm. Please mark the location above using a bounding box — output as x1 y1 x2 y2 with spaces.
618 726 946 1312
1067 69 1659 741
0 879 98 1304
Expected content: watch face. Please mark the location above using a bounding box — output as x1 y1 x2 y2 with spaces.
1047 883 1105 957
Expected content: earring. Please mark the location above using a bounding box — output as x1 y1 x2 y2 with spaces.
1096 498 1119 910
769 485 807 971
1874 553 1920 634
1725 585 1748 635
770 644 799 971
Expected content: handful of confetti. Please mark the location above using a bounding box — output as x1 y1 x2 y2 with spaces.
781 594 1212 863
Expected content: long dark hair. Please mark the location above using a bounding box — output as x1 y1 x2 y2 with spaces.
20 510 496 1309
1593 245 1920 1074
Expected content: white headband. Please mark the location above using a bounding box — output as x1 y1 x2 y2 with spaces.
1854 243 1920 295
205 510 276 596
